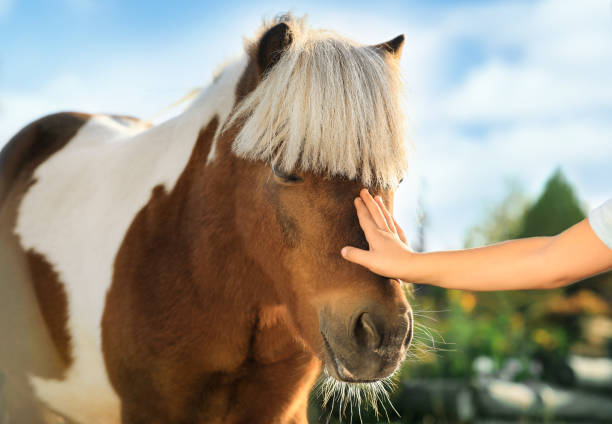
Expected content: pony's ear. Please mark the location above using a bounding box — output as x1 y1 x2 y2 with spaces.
373 34 405 60
257 22 293 76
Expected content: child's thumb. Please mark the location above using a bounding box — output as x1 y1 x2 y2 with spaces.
341 246 371 268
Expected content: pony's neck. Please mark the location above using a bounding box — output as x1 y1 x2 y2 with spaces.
180 56 248 159
169 55 321 421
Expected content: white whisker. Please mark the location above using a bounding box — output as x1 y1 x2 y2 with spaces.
313 370 400 423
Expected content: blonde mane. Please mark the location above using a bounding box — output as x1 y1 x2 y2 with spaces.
229 15 407 188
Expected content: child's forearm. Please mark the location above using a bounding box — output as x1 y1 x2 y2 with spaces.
404 219 612 291
405 237 555 290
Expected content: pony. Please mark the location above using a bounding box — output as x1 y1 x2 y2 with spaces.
0 15 412 423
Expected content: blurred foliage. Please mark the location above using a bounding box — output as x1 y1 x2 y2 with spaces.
402 168 611 384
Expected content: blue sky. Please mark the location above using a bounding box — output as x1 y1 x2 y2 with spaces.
2 0 611 249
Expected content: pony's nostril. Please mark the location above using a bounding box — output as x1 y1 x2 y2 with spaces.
353 312 382 350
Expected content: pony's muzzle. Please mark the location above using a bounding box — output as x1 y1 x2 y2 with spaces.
321 306 412 382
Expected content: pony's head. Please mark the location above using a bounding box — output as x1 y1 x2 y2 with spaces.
224 15 411 390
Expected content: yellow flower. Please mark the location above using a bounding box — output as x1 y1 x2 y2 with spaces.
533 328 556 349
460 292 477 313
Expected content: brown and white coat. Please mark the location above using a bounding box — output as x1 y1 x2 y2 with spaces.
0 15 411 424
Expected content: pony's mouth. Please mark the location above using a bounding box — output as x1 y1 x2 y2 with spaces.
321 332 378 383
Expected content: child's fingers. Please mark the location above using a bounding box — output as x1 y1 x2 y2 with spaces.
374 196 397 234
341 246 373 268
359 189 390 231
393 216 408 244
354 198 380 239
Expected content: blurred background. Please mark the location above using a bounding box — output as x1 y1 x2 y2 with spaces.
2 0 611 422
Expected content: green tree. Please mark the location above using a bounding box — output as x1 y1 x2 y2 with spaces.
515 168 585 238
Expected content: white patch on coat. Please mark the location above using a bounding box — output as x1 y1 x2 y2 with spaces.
15 56 247 424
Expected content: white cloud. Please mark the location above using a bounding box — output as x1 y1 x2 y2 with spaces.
416 0 612 125
414 117 612 248
439 61 612 122
418 119 612 207
401 0 612 249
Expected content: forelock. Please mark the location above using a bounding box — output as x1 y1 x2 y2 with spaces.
229 14 408 188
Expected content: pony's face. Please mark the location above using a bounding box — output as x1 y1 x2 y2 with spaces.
230 16 411 384
234 164 412 383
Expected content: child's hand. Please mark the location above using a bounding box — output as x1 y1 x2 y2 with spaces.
342 190 612 291
341 189 413 280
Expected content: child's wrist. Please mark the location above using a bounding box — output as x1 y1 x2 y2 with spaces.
401 250 437 285
398 247 419 282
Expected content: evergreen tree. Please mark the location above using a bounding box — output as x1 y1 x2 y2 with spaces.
515 168 585 238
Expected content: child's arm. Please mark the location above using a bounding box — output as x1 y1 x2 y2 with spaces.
341 189 612 291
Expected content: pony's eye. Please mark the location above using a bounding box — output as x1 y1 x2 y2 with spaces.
272 167 303 183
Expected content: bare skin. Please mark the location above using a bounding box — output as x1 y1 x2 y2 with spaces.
341 189 612 291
